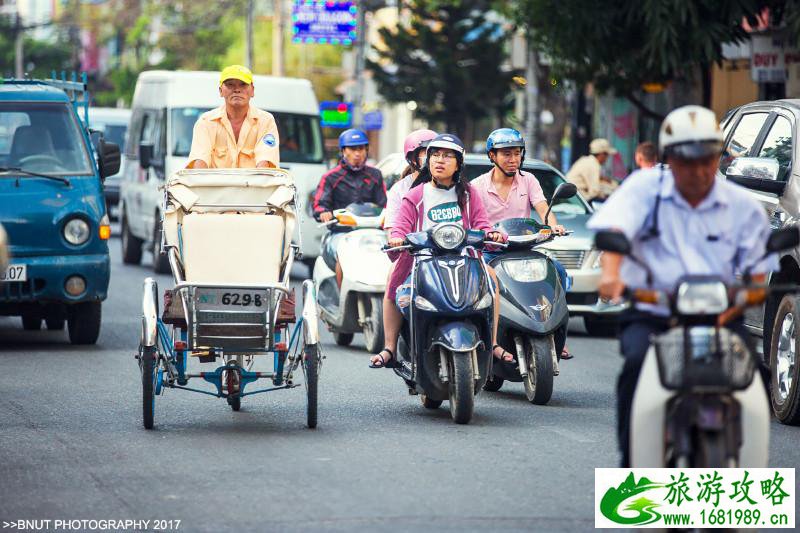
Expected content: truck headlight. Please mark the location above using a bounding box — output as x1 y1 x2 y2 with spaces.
64 218 90 245
502 258 548 282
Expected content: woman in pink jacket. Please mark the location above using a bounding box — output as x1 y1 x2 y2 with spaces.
369 134 507 368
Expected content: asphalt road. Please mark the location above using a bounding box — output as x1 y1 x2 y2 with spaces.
1 237 799 532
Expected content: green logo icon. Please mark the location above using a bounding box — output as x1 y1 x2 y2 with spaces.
600 472 665 526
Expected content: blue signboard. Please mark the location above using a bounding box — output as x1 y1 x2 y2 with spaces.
292 1 358 45
320 101 353 128
363 110 383 131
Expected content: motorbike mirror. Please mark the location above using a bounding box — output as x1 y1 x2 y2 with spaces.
766 226 800 254
594 230 632 255
542 183 577 225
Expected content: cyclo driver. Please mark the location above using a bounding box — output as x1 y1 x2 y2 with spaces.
587 105 777 467
313 128 387 287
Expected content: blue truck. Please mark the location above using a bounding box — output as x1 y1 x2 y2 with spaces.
0 74 120 344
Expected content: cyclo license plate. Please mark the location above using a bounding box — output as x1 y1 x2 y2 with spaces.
192 288 271 311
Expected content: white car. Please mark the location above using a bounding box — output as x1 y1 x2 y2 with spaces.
119 70 327 273
375 152 614 336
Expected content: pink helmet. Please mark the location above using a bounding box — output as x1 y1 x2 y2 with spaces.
403 129 437 166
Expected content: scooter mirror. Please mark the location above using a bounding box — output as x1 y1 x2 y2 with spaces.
766 225 800 254
551 182 577 201
594 230 631 255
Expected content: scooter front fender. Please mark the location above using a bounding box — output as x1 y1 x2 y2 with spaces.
430 321 483 353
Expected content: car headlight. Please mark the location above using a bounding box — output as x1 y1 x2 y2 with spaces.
502 258 548 282
475 291 493 309
676 280 729 315
64 218 90 245
414 295 437 311
431 223 466 250
591 250 603 269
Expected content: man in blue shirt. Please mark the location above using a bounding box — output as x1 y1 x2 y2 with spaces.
587 105 777 467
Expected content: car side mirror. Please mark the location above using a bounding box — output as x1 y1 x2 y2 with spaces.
98 139 121 179
766 226 800 254
594 230 632 255
725 157 786 195
139 143 154 170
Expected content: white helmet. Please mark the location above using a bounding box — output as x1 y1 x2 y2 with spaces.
659 105 724 159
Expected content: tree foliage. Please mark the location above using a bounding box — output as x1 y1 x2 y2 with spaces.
505 0 767 119
367 0 514 144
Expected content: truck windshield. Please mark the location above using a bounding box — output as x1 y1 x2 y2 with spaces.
171 107 324 164
0 102 92 176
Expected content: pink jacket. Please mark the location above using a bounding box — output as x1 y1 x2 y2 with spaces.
386 182 493 300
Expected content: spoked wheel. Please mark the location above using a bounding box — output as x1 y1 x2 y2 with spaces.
483 374 504 392
303 343 320 428
523 335 554 405
447 349 475 424
420 394 443 409
140 345 157 429
362 295 385 354
226 369 241 412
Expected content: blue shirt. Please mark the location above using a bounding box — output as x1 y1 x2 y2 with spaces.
587 166 777 313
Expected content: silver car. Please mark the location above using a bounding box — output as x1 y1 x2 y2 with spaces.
375 152 613 336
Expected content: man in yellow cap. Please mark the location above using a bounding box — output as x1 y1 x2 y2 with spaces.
187 65 280 169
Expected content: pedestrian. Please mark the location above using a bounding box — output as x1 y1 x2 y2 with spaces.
634 141 658 171
565 138 617 202
586 105 777 467
186 65 280 169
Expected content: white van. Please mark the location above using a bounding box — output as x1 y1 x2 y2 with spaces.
119 70 326 272
87 107 131 220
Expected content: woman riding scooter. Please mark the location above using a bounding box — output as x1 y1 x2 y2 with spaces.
369 133 505 368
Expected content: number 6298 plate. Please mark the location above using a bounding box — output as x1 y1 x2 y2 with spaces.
193 288 270 310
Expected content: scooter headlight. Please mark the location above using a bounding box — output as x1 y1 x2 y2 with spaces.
475 291 493 310
502 258 548 282
414 295 437 311
431 223 466 250
676 280 728 315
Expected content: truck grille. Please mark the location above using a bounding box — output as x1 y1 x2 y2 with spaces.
544 249 586 270
1 278 45 301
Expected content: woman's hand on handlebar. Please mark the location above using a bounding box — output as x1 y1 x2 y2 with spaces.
552 224 567 235
487 231 504 243
388 237 405 248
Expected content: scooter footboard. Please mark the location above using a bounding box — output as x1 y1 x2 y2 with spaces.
429 320 483 352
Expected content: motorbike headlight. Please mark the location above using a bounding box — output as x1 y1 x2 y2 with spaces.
414 295 437 311
431 223 466 250
676 280 729 315
475 290 493 309
502 258 548 282
64 218 90 245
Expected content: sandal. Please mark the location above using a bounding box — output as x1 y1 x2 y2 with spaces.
493 344 514 363
369 347 394 368
560 346 574 360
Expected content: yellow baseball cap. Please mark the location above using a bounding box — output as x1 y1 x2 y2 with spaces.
219 65 253 86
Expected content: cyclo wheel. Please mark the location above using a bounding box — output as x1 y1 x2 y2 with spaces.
303 343 320 429
141 345 157 429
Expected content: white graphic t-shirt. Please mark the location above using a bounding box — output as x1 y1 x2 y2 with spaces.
422 183 462 231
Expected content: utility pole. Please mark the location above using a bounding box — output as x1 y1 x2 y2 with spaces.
272 0 285 76
352 0 368 128
245 0 254 69
14 13 24 77
524 45 540 158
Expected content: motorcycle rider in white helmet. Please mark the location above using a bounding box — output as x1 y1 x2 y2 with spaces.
587 105 778 467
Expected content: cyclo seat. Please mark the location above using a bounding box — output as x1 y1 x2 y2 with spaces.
162 169 296 285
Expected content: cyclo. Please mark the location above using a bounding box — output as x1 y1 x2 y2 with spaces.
137 168 321 429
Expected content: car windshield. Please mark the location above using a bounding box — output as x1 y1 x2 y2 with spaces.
0 102 92 175
462 163 589 215
171 107 324 164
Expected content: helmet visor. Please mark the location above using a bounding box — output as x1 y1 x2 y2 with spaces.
665 140 723 160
